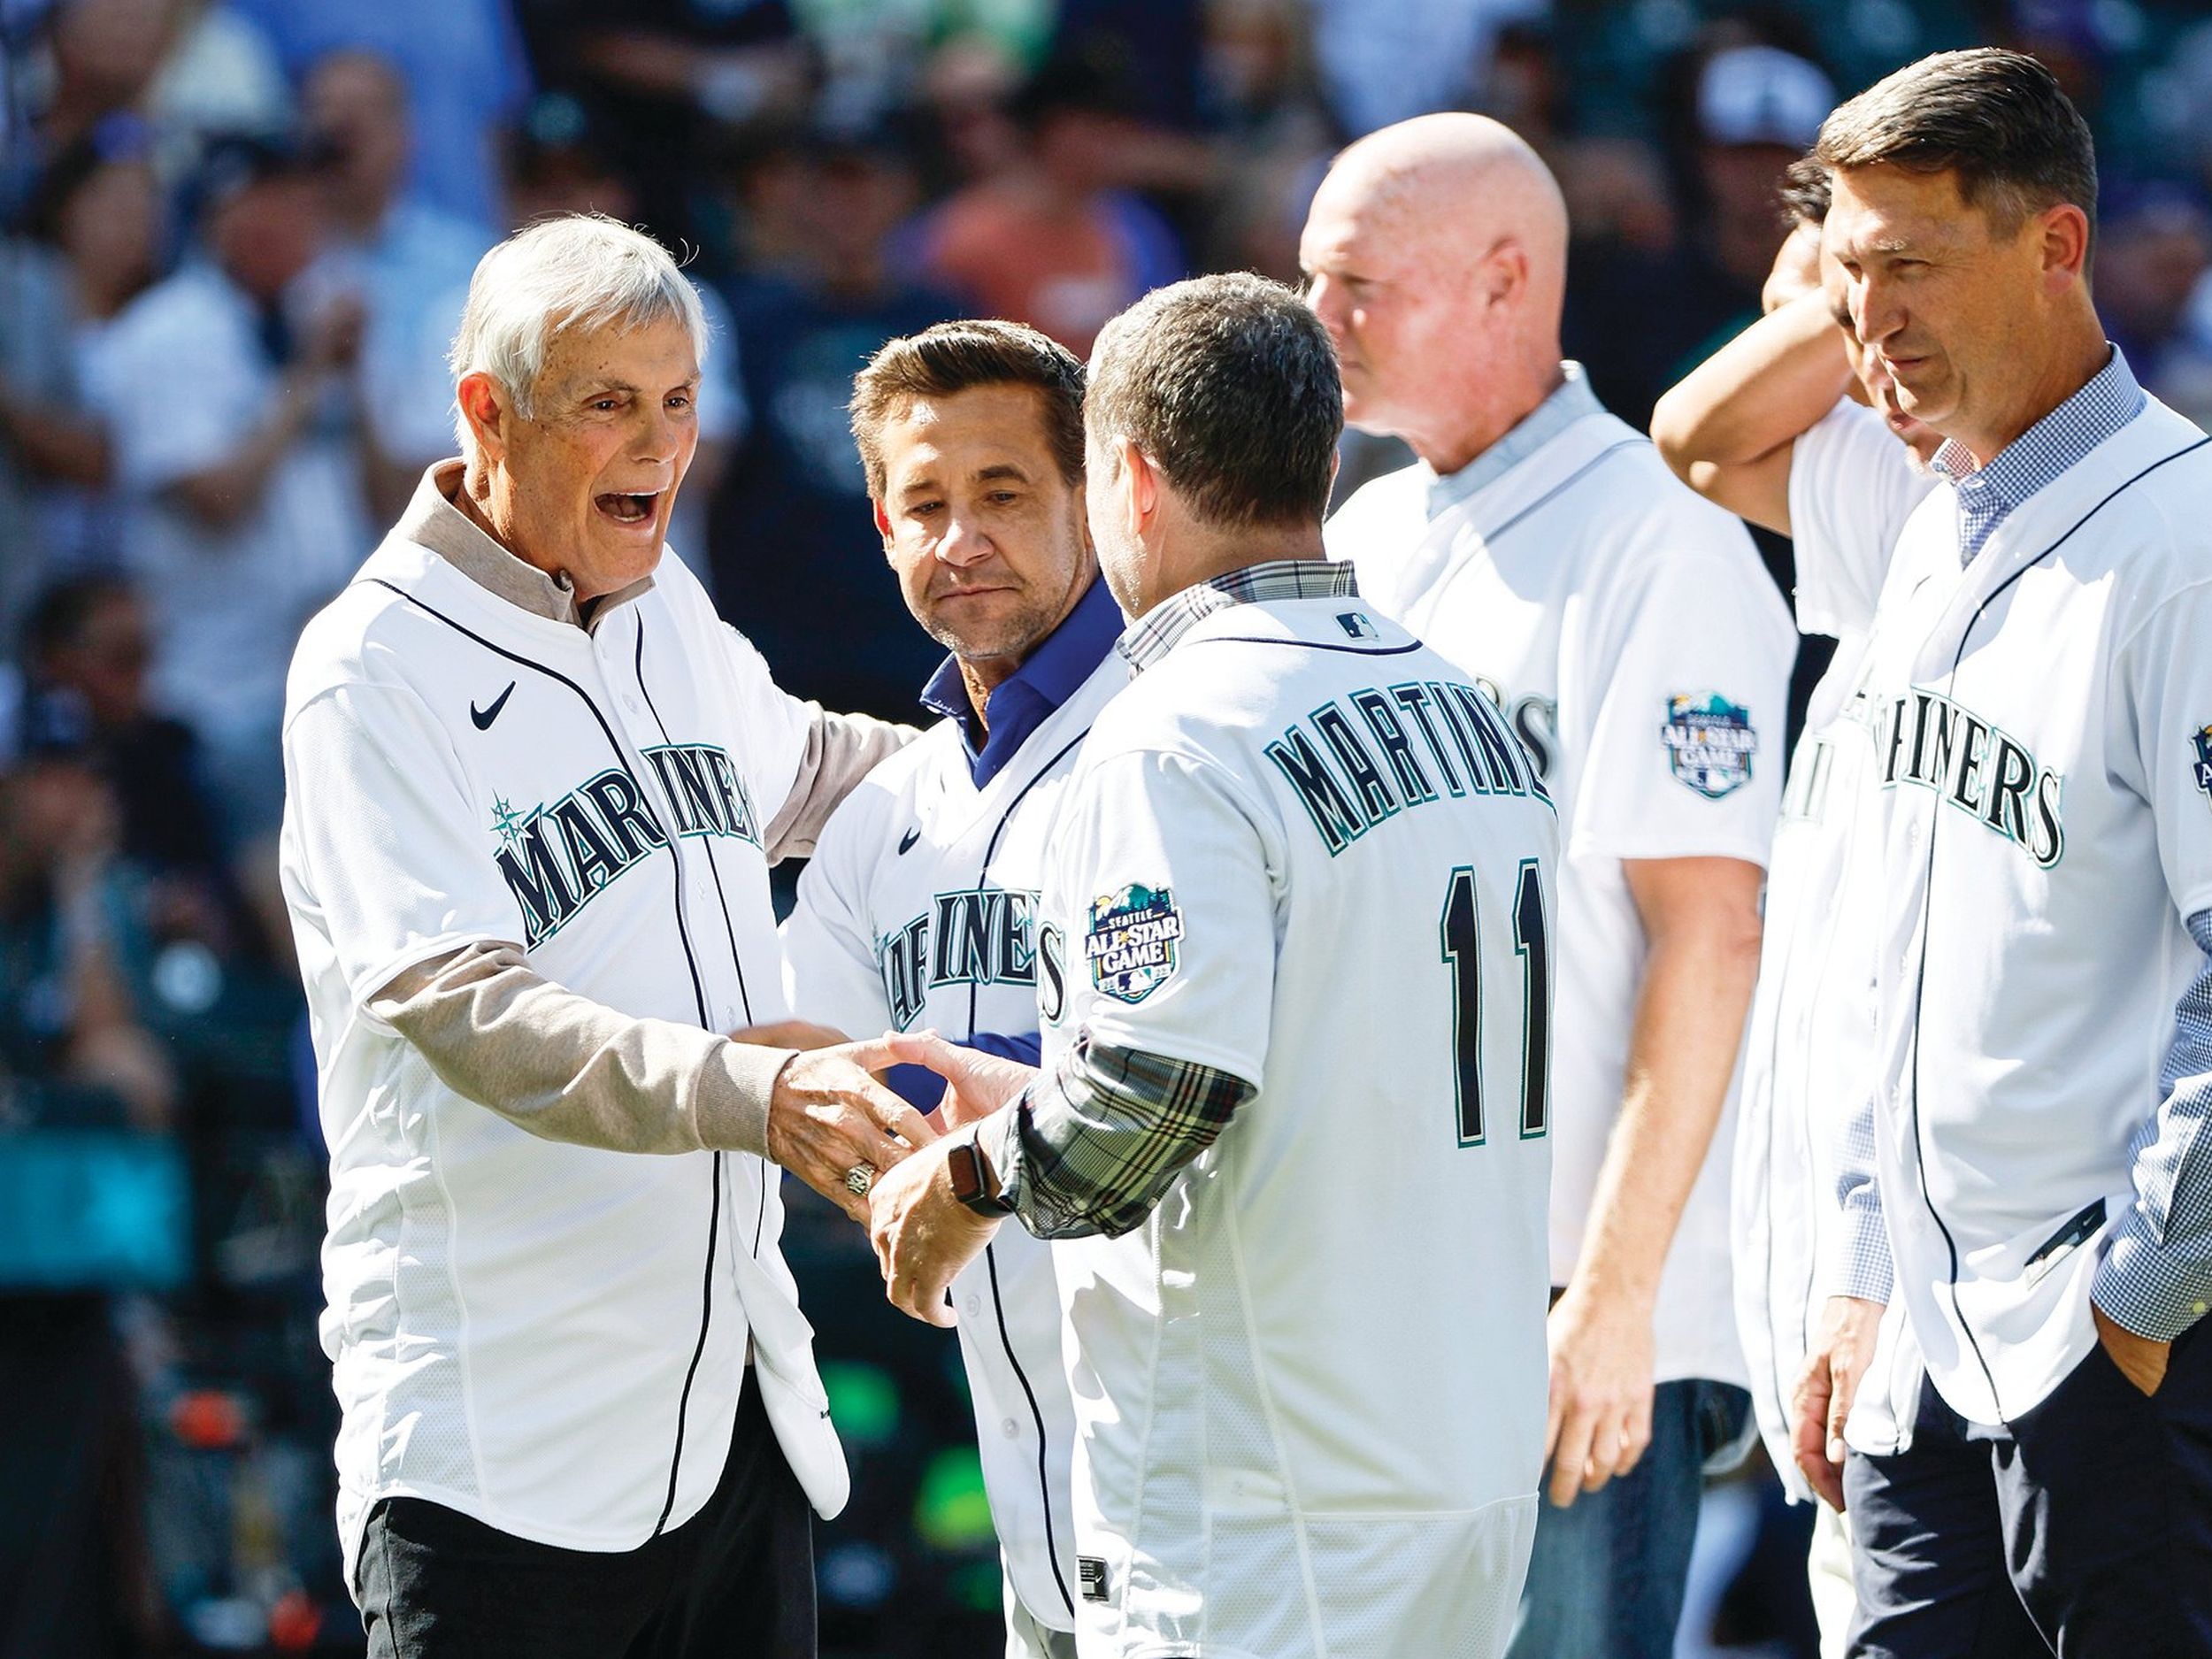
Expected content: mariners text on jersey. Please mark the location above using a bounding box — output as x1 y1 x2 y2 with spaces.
493 742 764 947
1879 687 2065 869
875 887 1040 1029
1263 676 1552 856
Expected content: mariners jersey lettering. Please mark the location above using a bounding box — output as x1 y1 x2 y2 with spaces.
1877 687 2065 867
1041 594 1553 1659
1847 396 2212 1431
281 523 845 1588
782 648 1126 1635
872 887 1041 1029
1326 396 1792 1389
489 745 763 947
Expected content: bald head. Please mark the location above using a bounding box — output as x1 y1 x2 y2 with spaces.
1319 115 1568 280
1300 113 1571 472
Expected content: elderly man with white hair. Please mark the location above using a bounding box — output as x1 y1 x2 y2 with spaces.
1306 116 1793 1658
279 214 926 1658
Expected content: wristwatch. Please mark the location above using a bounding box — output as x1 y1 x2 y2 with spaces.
948 1129 1014 1217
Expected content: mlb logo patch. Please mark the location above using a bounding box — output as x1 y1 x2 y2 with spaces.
1337 610 1378 640
2193 725 2212 804
1086 884 1185 1004
1662 693 1758 800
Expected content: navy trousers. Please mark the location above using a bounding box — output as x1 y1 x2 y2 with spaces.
1844 1320 2212 1657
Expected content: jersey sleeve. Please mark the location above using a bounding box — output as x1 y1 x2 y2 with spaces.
2092 580 2212 1335
1787 402 1934 640
282 680 526 1015
780 810 897 1040
2118 579 2212 926
1567 534 1793 867
1055 745 1278 1087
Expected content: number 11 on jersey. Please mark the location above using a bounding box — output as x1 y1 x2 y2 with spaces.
1439 859 1551 1147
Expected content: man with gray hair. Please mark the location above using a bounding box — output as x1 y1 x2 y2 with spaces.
864 273 1557 1657
279 213 926 1657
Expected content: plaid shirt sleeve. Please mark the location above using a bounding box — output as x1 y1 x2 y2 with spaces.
974 1031 1255 1240
2093 909 2212 1341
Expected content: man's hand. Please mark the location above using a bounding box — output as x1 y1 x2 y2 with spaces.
867 1135 1001 1326
764 1038 938 1224
1543 1280 1656 1507
2093 1302 2171 1397
1791 1295 1886 1509
879 1029 1035 1132
731 1019 849 1051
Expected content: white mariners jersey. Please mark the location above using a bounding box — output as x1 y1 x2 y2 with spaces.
1040 591 1555 1659
1326 402 1793 1387
780 649 1128 1635
281 535 846 1587
1847 396 2212 1431
1734 403 1935 1495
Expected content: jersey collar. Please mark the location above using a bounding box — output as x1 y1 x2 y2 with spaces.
400 461 656 628
1929 346 2145 567
920 575 1122 788
1424 360 1603 522
1115 557 1359 675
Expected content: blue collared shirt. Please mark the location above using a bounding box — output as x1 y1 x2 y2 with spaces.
1932 347 2146 566
1425 361 1604 522
919 576 1123 789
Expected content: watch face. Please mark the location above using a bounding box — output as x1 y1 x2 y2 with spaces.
949 1141 982 1202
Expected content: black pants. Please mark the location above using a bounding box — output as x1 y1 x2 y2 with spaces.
358 1383 814 1659
1844 1321 2212 1657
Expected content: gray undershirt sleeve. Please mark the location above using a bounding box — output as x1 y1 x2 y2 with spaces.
761 705 918 863
370 941 790 1157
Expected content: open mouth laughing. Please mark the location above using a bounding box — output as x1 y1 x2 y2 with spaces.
595 490 663 527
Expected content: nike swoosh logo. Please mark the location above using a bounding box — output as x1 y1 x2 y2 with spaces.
471 682 517 730
897 826 921 854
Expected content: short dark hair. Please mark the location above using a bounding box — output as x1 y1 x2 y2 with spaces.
849 319 1087 497
1814 48 2096 236
1778 154 1831 226
1085 272 1341 532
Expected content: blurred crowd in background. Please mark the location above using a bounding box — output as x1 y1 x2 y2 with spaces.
5 0 2212 1654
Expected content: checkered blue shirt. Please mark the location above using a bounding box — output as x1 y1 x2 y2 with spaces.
1932 348 2146 566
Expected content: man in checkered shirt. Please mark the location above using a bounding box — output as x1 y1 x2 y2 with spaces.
863 273 1560 1658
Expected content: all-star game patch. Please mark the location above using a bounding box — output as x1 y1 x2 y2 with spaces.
1086 884 1185 1004
1662 693 1758 800
2193 724 2212 806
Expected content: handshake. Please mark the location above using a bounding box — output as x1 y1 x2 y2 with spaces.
737 1025 1034 1328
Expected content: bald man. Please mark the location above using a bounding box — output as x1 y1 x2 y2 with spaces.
1307 115 1793 1659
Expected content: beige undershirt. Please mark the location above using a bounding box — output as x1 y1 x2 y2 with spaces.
367 463 916 1157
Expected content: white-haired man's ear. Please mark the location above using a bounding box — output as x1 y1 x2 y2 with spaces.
457 372 511 470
